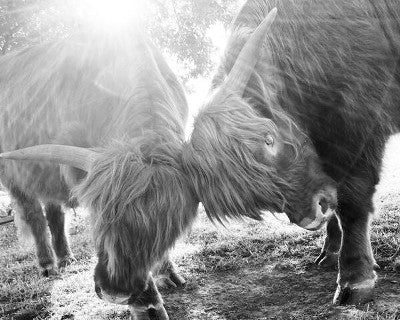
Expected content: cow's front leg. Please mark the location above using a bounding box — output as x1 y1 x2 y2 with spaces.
129 276 169 320
334 202 377 305
45 202 76 268
315 215 341 269
154 258 186 289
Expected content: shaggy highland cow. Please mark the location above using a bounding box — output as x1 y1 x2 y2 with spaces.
183 0 400 306
0 29 198 319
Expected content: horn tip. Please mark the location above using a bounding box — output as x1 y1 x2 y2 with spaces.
269 7 278 19
0 151 23 160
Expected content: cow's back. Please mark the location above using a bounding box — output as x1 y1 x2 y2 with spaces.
0 31 188 202
0 41 95 200
0 35 133 200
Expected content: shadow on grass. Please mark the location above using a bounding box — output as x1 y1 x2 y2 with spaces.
163 227 400 320
163 237 337 320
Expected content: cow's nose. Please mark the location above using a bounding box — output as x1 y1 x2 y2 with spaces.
319 196 329 214
297 186 337 231
321 186 338 211
318 193 337 215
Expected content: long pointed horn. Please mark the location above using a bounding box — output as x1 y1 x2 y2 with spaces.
222 7 277 96
0 144 97 172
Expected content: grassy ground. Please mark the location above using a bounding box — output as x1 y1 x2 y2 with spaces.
1 136 400 320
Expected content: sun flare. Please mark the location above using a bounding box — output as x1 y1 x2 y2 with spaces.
81 0 146 30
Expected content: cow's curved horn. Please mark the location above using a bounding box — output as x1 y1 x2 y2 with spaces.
222 7 277 96
0 144 97 172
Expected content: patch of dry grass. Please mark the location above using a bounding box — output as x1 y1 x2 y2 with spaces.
2 204 398 319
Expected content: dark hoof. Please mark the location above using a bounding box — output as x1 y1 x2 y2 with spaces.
169 272 186 288
41 265 59 277
130 305 169 320
148 306 169 320
155 277 177 289
314 251 326 265
58 255 76 269
394 258 400 272
155 273 186 290
315 251 338 270
333 282 375 305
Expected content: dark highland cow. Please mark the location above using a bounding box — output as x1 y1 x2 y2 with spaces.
183 0 400 305
0 29 198 319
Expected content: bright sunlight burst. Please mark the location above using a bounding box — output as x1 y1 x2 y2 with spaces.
81 0 146 30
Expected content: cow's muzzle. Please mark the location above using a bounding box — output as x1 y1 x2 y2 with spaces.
95 284 132 305
298 186 337 231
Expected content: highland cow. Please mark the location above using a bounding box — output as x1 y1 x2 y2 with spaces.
0 29 198 319
183 0 400 305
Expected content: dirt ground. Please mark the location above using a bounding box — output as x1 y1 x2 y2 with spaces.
163 219 400 320
1 137 400 320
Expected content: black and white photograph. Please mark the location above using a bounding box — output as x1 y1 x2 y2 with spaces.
0 0 399 319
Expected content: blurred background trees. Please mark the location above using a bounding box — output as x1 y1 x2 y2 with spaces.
0 0 242 82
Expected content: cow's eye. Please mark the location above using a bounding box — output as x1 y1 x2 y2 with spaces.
265 135 274 147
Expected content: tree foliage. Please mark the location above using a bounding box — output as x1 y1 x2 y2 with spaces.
0 0 240 79
0 0 69 54
147 0 239 78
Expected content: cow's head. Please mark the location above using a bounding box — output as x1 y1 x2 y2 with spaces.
0 141 197 311
77 141 196 306
183 8 337 230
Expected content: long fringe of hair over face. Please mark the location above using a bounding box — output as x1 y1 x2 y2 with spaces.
74 138 197 293
183 90 305 223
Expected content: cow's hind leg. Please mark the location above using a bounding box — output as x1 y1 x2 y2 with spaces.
155 258 186 289
45 202 75 268
10 187 57 276
130 276 169 320
315 215 341 269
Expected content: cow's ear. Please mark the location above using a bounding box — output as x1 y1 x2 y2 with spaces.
95 63 135 99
